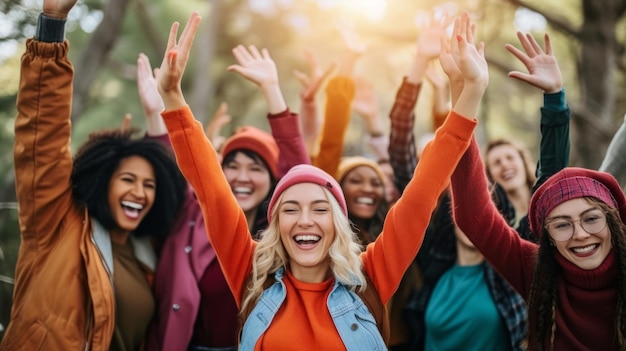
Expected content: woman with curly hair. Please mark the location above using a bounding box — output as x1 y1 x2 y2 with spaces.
0 0 185 349
155 11 486 349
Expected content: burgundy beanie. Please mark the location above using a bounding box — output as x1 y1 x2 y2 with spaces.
529 167 626 237
267 164 347 222
221 126 279 178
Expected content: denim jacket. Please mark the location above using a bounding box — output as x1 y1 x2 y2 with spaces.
239 267 387 350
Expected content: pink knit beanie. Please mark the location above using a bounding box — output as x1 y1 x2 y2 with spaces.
267 164 347 222
221 126 279 178
529 167 626 237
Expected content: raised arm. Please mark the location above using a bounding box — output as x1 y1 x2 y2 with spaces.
313 28 365 178
364 12 485 304
15 0 77 243
227 45 286 114
505 32 570 191
204 101 231 152
448 30 552 296
137 52 167 137
352 77 389 160
293 49 334 157
388 13 447 192
156 13 254 306
228 45 309 177
424 64 451 130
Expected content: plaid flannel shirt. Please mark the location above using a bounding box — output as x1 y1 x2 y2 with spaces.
388 78 421 192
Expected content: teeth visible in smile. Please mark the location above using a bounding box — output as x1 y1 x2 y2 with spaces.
121 201 143 210
295 235 320 243
502 170 515 181
572 244 597 254
356 197 374 205
234 187 252 194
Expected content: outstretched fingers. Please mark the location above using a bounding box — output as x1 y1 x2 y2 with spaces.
543 33 553 55
231 45 252 65
177 12 202 54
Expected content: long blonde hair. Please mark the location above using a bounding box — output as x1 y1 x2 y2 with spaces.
240 185 366 315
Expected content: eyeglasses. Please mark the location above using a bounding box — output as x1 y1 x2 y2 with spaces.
544 209 607 242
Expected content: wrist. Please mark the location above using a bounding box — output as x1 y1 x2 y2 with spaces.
543 89 566 111
36 13 67 43
261 84 288 114
407 57 429 84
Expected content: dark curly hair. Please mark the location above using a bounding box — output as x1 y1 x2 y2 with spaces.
527 197 626 350
71 128 186 240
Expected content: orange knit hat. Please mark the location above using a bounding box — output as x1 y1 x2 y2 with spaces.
221 126 279 178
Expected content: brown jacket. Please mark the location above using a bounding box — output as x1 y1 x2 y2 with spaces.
2 39 116 351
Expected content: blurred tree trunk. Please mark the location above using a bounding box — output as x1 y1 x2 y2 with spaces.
188 0 223 124
506 0 626 169
71 0 132 123
572 0 625 168
134 0 167 58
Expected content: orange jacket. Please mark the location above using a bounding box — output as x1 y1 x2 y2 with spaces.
2 39 117 351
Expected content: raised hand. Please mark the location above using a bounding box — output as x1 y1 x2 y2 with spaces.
415 12 452 61
228 45 279 88
156 11 202 110
438 17 465 105
137 53 168 135
337 27 367 75
137 53 165 118
205 102 231 150
228 44 287 114
43 0 78 19
505 32 563 93
407 11 451 84
449 12 488 89
444 12 488 119
353 76 383 135
293 48 335 102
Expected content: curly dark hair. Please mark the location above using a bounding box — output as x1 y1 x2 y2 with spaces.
527 197 626 350
71 128 186 240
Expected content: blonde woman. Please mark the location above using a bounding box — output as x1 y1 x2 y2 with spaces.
155 11 486 350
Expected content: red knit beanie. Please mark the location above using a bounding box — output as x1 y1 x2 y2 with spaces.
221 126 279 178
529 167 626 238
267 164 347 222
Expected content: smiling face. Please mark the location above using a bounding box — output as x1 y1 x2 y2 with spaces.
107 155 156 235
545 198 612 270
341 166 384 220
278 183 335 279
486 144 528 193
222 151 272 215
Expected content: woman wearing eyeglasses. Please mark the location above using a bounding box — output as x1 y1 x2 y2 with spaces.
451 135 626 350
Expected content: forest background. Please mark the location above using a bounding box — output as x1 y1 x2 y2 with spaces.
1 0 626 338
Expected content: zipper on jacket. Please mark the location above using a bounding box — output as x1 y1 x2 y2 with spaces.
89 232 116 348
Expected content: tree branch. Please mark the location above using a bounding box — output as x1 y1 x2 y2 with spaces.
71 0 132 123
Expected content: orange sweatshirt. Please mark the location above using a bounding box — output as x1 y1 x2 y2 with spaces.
313 76 355 179
162 105 476 350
